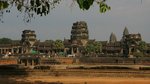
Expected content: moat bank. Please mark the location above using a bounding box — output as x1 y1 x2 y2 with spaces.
1 76 150 84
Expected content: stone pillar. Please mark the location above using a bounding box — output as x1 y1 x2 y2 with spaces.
77 47 79 53
11 48 14 54
16 48 19 54
21 47 23 54
71 47 74 54
128 48 132 57
64 48 66 54
31 60 34 66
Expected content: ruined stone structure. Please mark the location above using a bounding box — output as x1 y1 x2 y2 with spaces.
64 21 89 56
0 22 150 58
21 30 37 54
0 40 23 55
100 27 149 57
122 27 130 57
123 33 142 57
18 56 40 66
71 21 89 46
0 30 37 55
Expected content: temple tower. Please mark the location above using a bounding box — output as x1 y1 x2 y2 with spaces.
21 30 37 53
122 27 129 41
122 27 130 57
71 21 89 46
123 27 129 36
109 32 117 43
68 21 89 56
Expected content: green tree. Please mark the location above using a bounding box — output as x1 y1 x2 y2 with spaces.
94 41 102 53
85 43 95 53
0 1 9 10
77 0 111 13
0 0 61 23
84 41 102 55
138 41 148 54
45 40 55 47
54 39 64 51
0 0 111 23
0 38 12 44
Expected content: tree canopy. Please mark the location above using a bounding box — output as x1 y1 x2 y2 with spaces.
83 41 102 55
139 41 148 53
77 0 110 13
0 0 110 23
0 38 12 44
54 39 64 50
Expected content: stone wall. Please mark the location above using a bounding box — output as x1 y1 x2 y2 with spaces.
0 58 18 65
79 57 150 65
40 57 74 64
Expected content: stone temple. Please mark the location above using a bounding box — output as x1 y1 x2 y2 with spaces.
71 21 89 46
64 21 90 56
0 21 150 58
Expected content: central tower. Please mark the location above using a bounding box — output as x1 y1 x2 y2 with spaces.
21 30 37 54
71 21 89 46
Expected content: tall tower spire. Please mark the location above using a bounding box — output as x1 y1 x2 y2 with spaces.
109 32 117 43
123 26 129 36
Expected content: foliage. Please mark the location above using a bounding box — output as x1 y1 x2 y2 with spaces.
0 38 12 44
138 41 148 52
0 1 10 23
138 41 148 55
0 0 111 23
76 0 111 13
54 39 64 50
0 1 9 10
99 0 111 13
45 40 55 46
0 0 61 23
44 39 64 52
77 0 94 10
84 41 102 54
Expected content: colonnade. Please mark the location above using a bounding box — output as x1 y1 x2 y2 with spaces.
0 47 23 55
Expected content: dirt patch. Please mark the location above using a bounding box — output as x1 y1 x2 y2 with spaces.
20 76 150 84
1 75 150 84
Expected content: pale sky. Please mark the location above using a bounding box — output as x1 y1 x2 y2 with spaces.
0 0 150 42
